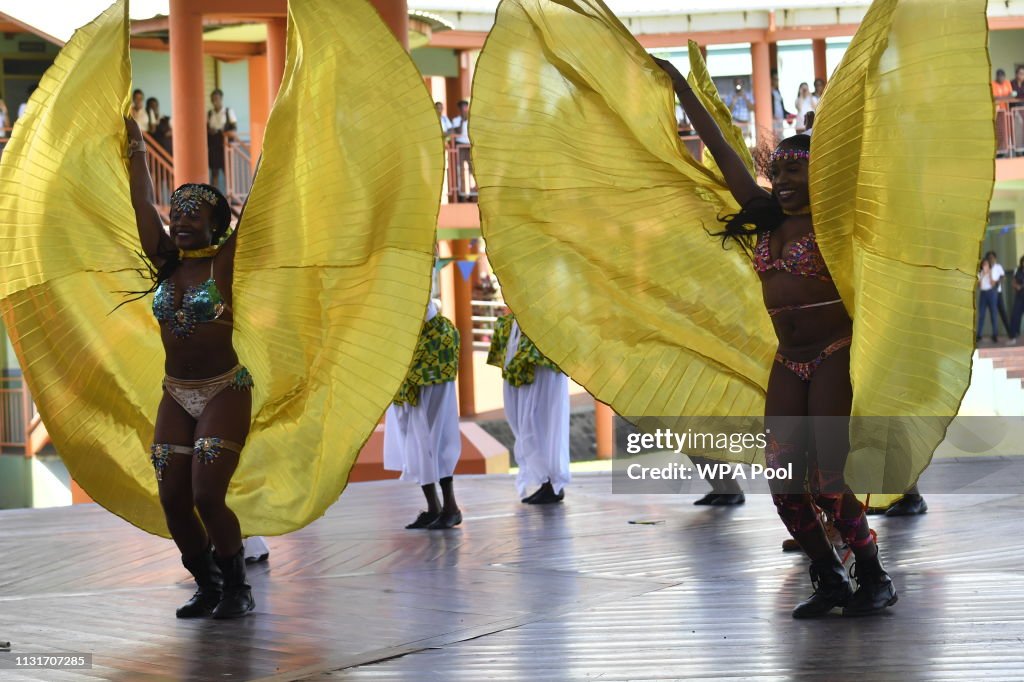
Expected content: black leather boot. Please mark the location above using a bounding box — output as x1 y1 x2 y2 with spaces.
792 548 853 619
211 548 255 619
176 545 223 619
843 547 897 616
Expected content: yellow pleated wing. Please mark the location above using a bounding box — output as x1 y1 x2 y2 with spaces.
0 0 443 536
811 0 994 492
472 0 775 437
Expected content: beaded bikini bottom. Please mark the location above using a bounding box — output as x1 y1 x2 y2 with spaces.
163 364 254 419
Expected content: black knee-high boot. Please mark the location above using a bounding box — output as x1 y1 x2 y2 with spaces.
843 545 897 616
177 545 223 619
792 547 853 619
211 548 255 619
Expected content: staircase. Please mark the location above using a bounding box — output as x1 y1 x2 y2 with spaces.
961 348 1024 415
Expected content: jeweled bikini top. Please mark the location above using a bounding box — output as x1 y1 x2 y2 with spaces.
152 260 231 338
753 230 832 282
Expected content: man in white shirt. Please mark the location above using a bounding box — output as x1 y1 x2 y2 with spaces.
770 70 793 141
435 101 452 134
207 89 238 193
449 100 473 196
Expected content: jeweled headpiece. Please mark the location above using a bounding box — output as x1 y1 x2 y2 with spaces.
170 185 220 216
770 149 810 163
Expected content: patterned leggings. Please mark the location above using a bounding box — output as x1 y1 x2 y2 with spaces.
766 435 874 557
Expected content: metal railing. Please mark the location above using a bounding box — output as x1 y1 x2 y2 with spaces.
447 141 477 203
997 100 1024 158
225 137 255 210
0 374 35 454
142 131 175 222
471 299 505 351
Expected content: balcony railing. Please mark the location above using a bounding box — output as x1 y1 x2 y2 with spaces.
142 132 175 222
997 99 1024 158
224 136 255 210
0 374 46 456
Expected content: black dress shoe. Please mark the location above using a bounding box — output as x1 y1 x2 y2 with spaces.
426 509 463 529
710 493 745 506
693 493 720 505
843 549 898 616
244 553 269 565
884 494 928 517
406 511 440 529
527 486 564 504
521 487 545 504
792 549 853 619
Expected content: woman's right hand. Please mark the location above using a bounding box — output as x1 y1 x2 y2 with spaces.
124 116 143 142
651 57 687 89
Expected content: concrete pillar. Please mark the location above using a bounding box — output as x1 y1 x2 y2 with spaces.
595 401 614 459
266 17 287 104
248 54 269 158
169 0 208 186
451 238 476 416
369 0 409 51
813 39 828 84
751 41 773 145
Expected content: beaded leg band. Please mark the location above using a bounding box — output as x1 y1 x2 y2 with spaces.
150 444 193 481
193 437 245 464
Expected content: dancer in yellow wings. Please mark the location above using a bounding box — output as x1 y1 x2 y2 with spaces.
471 0 993 617
0 0 442 618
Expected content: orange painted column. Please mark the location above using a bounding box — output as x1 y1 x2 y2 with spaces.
248 54 269 159
266 17 287 104
751 41 773 145
595 401 614 459
369 0 410 51
812 39 828 84
451 238 476 416
769 42 778 73
169 0 208 186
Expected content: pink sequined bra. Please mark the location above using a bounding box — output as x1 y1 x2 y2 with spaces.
753 231 832 282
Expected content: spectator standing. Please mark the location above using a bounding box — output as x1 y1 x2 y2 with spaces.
146 97 172 153
978 257 1000 343
812 78 826 106
435 101 452 134
449 100 474 196
770 69 793 141
130 89 148 130
207 89 237 193
16 84 37 122
795 82 816 132
989 252 1012 339
723 78 753 140
1010 255 1024 343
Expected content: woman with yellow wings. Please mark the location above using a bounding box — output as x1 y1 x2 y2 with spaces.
0 0 442 618
471 0 994 618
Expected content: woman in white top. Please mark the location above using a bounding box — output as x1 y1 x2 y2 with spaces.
794 83 815 132
978 257 999 342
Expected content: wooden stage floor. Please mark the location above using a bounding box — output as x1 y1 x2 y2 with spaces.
1 466 1022 681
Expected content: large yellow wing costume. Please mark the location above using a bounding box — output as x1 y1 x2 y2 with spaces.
0 0 443 536
811 0 994 491
471 0 776 430
472 0 993 492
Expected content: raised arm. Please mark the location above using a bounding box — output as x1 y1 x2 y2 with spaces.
125 117 173 265
652 57 768 208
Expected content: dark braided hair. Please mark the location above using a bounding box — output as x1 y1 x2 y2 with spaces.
115 183 231 309
711 134 810 257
